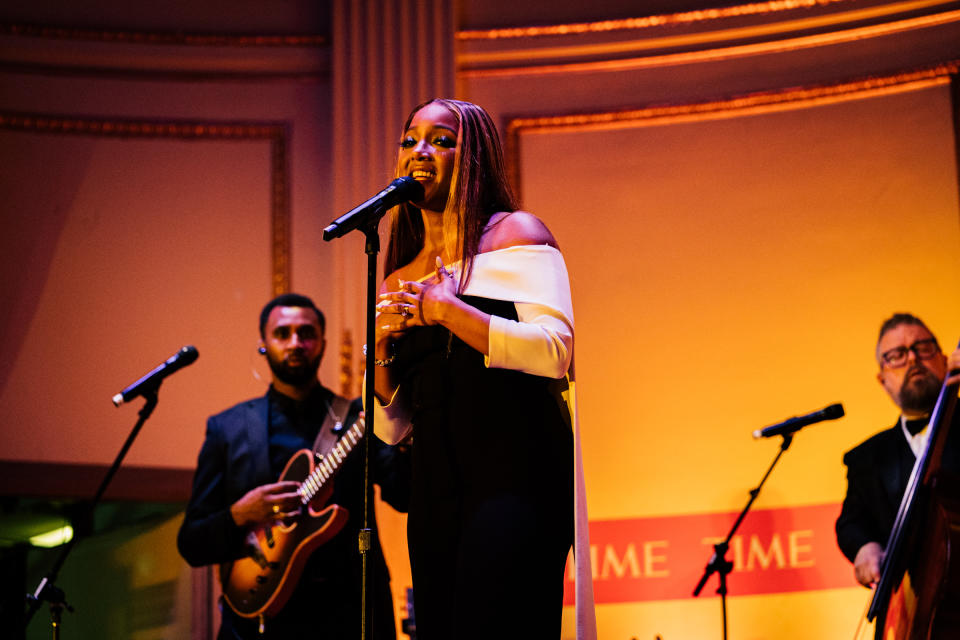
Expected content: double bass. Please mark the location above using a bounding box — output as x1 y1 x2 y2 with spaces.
864 340 960 639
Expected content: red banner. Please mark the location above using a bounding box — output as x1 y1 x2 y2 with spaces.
563 502 854 604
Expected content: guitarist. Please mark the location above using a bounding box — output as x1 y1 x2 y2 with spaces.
177 293 411 639
835 312 960 588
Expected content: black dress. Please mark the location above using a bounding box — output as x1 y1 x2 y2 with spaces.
395 296 574 640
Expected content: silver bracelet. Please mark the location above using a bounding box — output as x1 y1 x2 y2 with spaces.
363 344 396 367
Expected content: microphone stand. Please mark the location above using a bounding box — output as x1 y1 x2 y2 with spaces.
358 218 380 640
324 207 387 640
691 433 794 640
24 387 161 638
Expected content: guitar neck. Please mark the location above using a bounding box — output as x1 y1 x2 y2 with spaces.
298 419 365 504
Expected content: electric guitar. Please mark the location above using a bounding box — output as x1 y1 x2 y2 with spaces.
219 416 366 621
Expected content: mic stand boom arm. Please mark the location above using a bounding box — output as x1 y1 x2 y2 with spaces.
691 433 795 640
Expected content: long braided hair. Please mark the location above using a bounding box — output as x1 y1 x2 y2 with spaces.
384 99 518 290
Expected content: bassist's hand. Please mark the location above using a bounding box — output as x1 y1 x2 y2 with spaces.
854 541 884 587
229 481 301 527
947 347 960 387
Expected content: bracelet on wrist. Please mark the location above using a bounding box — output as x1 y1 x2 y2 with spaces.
363 343 396 367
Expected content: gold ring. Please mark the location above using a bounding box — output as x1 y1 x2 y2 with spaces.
272 504 280 514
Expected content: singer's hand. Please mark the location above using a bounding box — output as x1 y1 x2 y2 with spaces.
421 256 458 325
376 256 491 373
378 257 456 331
853 541 884 588
947 347 960 387
230 481 301 527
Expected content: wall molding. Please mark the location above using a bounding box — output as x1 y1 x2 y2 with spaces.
460 4 960 75
458 0 855 40
0 24 330 78
0 23 327 47
0 110 291 295
0 460 193 501
504 60 959 203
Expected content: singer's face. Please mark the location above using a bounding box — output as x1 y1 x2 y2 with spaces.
876 323 946 415
260 306 325 388
398 103 458 213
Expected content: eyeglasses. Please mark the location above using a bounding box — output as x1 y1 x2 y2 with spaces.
879 338 940 368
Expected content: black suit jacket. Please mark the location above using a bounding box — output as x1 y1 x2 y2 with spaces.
177 388 411 639
835 410 960 564
835 422 914 563
178 395 274 566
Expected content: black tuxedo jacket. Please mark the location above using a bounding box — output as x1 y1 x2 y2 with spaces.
835 410 960 564
835 422 914 563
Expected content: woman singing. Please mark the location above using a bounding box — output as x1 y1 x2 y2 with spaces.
370 99 577 639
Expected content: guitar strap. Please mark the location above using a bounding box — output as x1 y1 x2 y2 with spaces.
311 393 352 456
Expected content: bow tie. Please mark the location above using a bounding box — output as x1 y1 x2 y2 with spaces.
904 418 929 435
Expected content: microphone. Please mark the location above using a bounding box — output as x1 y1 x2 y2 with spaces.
752 403 844 439
323 177 425 241
112 345 199 406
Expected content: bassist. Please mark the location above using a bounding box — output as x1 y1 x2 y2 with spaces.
177 293 411 639
835 313 960 588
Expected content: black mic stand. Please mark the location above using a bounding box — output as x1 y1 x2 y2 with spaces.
692 433 794 640
324 208 388 640
24 387 161 638
358 218 380 640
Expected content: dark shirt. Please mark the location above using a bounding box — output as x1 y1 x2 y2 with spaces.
266 385 330 476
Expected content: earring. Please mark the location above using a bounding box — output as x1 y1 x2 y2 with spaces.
258 346 267 355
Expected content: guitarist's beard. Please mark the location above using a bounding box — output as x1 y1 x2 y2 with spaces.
267 350 322 388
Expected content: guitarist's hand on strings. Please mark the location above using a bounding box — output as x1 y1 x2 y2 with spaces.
229 481 302 527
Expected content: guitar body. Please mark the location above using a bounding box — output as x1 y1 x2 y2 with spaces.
220 448 350 619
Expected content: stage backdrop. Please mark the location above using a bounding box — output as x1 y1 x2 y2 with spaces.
511 77 960 638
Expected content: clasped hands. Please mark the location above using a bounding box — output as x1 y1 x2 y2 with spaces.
376 257 455 340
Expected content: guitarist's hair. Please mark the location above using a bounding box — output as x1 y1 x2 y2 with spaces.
259 293 326 338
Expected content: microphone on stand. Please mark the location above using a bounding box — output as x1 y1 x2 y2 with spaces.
752 403 845 439
112 345 198 406
323 177 424 241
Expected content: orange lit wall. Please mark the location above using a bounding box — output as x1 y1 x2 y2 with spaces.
0 83 337 471
514 80 960 639
3 3 960 639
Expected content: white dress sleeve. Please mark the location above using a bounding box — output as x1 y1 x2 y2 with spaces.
465 244 575 379
362 374 412 445
485 302 573 379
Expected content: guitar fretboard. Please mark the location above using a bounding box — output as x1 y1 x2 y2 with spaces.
298 419 365 504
